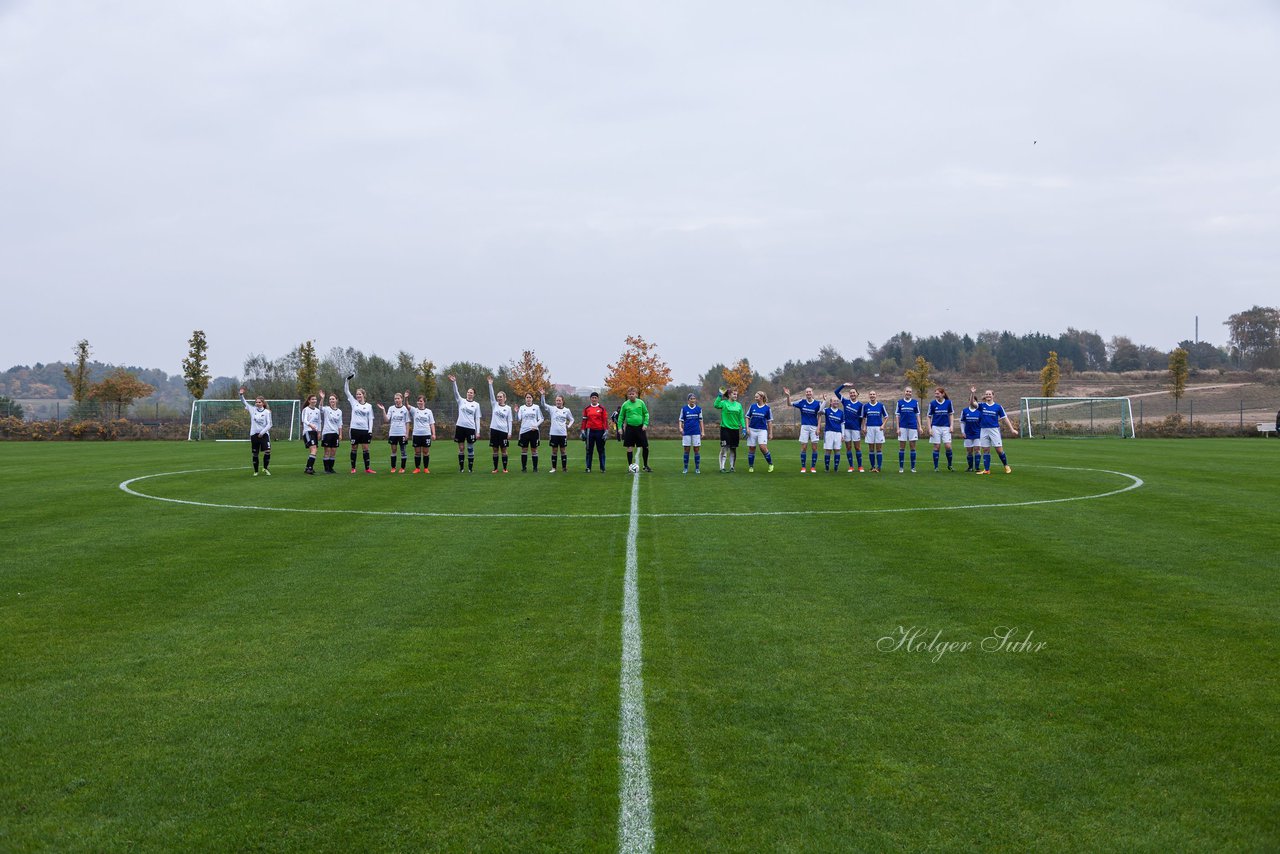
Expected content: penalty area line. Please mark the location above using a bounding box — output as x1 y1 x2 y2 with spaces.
618 472 655 853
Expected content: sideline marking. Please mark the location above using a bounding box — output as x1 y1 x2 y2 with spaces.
618 473 654 853
119 466 1144 519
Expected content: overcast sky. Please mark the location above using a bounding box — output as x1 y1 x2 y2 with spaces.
2 1 1277 384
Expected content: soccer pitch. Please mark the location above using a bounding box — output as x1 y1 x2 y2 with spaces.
2 439 1276 850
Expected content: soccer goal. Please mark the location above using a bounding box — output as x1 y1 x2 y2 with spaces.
1020 397 1135 438
188 399 299 441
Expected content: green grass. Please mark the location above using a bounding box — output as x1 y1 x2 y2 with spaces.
1 439 1276 851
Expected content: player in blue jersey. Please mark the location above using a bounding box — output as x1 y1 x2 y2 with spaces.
679 393 705 474
745 391 774 472
822 396 845 472
895 387 921 473
861 390 889 472
783 386 823 473
959 392 983 471
973 387 1019 474
927 386 955 471
835 383 865 472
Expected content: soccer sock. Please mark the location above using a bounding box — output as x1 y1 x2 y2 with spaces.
694 452 700 469
532 454 538 472
351 449 358 469
801 450 807 468
560 453 567 470
642 447 649 466
391 454 396 470
910 450 916 469
458 452 465 471
684 450 690 469
719 445 727 469
824 452 831 470
966 451 973 469
424 453 430 469
946 449 953 466
998 451 1008 465
307 453 315 471
855 449 862 467
252 450 259 472
899 449 905 468
747 450 755 467
983 453 991 470
764 450 772 464
263 452 270 470
493 453 499 470
846 449 853 467
522 453 528 471
933 450 940 468
400 453 407 469
729 449 736 468
627 451 634 466
363 450 371 469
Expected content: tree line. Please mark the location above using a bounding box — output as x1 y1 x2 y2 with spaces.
4 305 1277 421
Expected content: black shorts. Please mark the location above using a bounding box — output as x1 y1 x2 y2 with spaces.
350 428 372 445
489 429 509 449
622 424 648 447
251 433 271 452
720 426 740 448
519 429 540 449
303 429 319 449
549 434 567 448
454 426 476 444
388 435 407 448
321 432 339 449
412 435 432 448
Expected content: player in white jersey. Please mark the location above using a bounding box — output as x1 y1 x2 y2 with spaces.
300 393 322 475
449 375 482 473
344 375 376 474
488 377 513 473
516 392 545 472
238 388 273 476
540 390 575 473
377 392 411 473
319 391 343 473
406 393 436 473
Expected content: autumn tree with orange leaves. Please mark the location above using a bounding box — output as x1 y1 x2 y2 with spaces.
720 358 755 395
604 335 672 398
507 350 552 399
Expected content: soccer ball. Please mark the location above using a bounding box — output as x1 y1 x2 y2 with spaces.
628 463 640 473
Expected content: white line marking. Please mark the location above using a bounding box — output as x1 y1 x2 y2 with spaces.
119 466 1143 519
618 473 654 853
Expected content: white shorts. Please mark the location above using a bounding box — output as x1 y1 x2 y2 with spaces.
824 430 843 450
864 426 885 444
898 428 919 442
930 426 952 445
964 437 980 449
799 424 819 444
747 428 769 447
842 428 861 443
682 434 702 447
980 427 1003 449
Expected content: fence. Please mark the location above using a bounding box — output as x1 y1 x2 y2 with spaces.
3 392 1278 439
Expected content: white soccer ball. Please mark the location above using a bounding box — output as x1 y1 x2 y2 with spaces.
628 463 640 473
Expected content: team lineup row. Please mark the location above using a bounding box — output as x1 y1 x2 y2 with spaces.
236 376 1019 477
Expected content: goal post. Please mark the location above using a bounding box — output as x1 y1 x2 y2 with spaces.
188 399 299 441
1020 397 1135 438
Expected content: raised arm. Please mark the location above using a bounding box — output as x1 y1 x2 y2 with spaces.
488 377 497 409
238 388 252 412
343 376 357 407
450 375 465 405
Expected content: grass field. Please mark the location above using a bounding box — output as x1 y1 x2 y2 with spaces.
1 438 1277 851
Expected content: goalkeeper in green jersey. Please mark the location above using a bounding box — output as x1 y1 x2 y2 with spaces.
714 387 745 472
616 387 652 472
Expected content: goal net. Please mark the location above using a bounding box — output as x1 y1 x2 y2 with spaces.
1020 397 1135 438
188 399 299 441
